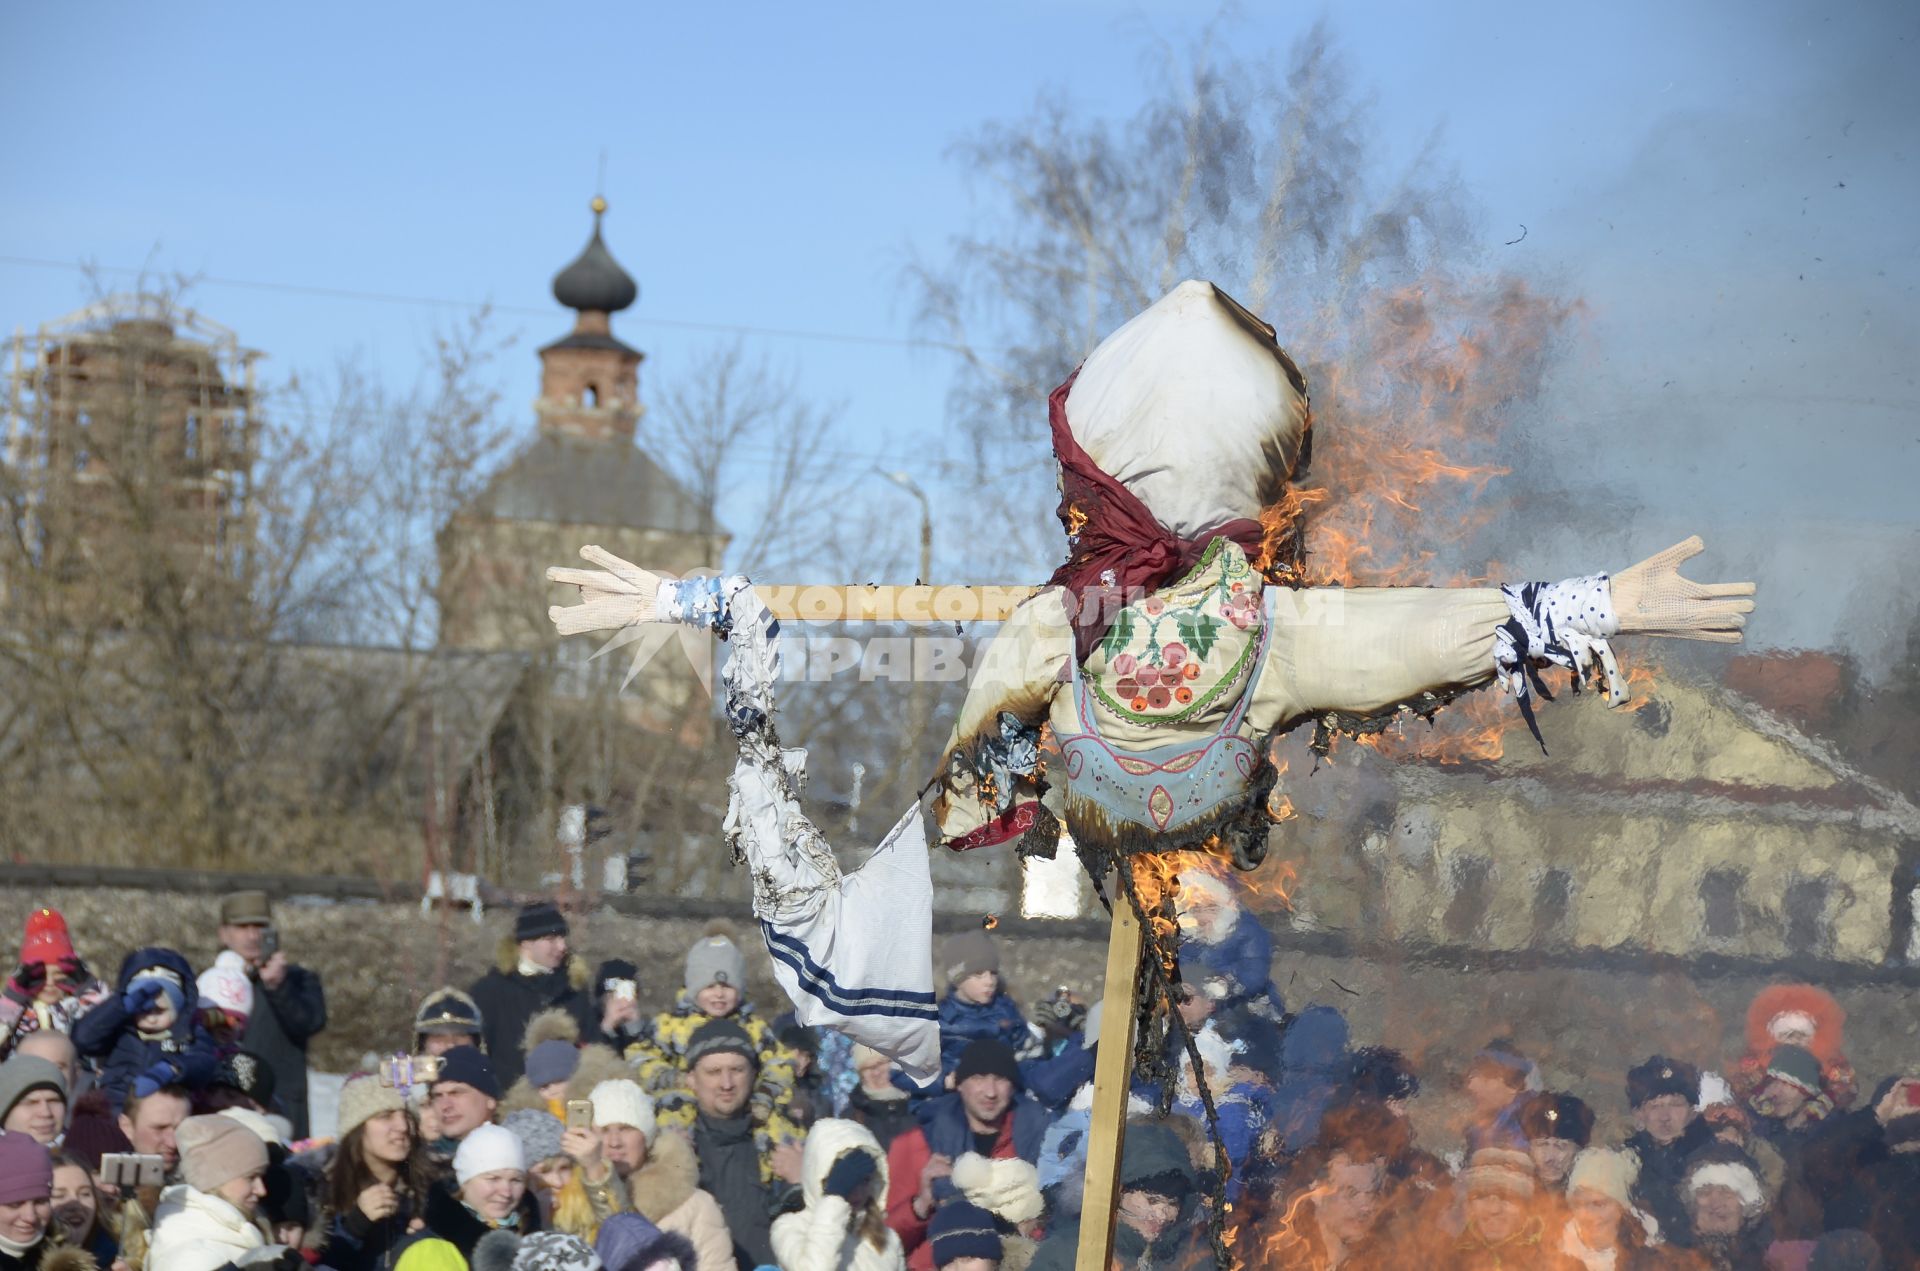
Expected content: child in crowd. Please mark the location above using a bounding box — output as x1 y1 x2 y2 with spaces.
626 926 796 1120
936 930 1040 1084
71 946 219 1109
0 907 109 1061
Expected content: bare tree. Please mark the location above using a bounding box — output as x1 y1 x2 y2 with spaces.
907 22 1579 587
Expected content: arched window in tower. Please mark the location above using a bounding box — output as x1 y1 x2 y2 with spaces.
583 384 599 408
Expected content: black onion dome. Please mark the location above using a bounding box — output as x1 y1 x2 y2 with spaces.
551 197 638 313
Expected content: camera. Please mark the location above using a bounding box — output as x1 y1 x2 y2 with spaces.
379 1053 443 1088
261 926 280 959
566 1098 595 1129
100 1153 166 1189
610 979 637 1002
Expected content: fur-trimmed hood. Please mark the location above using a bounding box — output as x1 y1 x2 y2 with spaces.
625 1126 702 1223
39 1249 98 1271
497 1008 631 1116
493 936 592 991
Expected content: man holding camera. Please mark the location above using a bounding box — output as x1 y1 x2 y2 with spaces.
217 890 327 1138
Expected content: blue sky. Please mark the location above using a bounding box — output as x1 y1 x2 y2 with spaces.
4 2 1915 662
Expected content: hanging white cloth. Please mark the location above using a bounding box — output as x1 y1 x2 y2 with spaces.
678 575 941 1084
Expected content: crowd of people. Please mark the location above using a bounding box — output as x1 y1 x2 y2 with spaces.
0 883 1915 1271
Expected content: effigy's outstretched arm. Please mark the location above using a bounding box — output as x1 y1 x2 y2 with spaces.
1246 536 1755 744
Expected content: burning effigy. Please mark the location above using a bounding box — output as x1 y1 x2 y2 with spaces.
546 278 1756 1268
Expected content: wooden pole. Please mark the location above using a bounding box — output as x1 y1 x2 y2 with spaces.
1077 863 1144 1271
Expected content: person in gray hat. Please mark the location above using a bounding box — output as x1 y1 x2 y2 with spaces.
217 890 327 1139
0 1053 68 1144
627 926 796 1127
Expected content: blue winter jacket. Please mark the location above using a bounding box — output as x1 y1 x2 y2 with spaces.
71 947 220 1109
1266 1005 1351 1157
937 989 1031 1079
913 1088 1049 1207
1184 912 1280 1009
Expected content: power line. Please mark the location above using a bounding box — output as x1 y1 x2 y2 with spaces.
0 254 972 355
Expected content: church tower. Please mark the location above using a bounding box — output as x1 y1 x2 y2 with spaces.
537 196 644 442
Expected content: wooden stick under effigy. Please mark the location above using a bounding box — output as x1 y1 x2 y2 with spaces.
1078 870 1144 1271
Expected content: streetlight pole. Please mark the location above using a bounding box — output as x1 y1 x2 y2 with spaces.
876 468 935 776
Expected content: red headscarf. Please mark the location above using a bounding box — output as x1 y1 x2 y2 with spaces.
1044 371 1266 662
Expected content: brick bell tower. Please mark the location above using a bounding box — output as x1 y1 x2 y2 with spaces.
537 196 643 441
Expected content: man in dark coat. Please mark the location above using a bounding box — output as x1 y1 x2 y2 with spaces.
218 890 327 1139
468 902 595 1087
1623 1054 1715 1247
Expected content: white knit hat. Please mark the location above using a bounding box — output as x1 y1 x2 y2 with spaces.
336 1074 408 1140
197 951 255 1019
454 1123 525 1185
1567 1147 1639 1210
217 1107 283 1149
588 1080 656 1145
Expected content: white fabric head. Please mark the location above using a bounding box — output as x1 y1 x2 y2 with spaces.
1686 1162 1765 1216
1065 280 1308 536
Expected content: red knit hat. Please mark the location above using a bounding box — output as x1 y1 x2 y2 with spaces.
20 909 74 965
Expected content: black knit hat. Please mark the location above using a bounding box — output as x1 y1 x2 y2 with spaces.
215 1050 277 1108
1350 1046 1420 1102
1519 1091 1594 1146
929 1201 1003 1268
685 1018 759 1071
515 902 569 942
953 1039 1021 1086
1626 1054 1701 1108
431 1044 502 1099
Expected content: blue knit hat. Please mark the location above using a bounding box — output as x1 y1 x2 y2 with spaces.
595 1213 696 1271
929 1202 1002 1268
525 1040 580 1089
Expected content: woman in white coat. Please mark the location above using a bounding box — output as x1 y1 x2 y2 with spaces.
145 1115 278 1271
769 1119 903 1271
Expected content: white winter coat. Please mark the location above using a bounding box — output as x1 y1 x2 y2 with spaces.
145 1184 270 1271
769 1119 904 1271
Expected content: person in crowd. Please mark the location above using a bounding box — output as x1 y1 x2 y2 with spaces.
117 1083 191 1179
0 1059 66 1147
146 1114 279 1271
1679 1142 1776 1269
324 1074 433 1271
471 904 596 1089
0 1132 80 1271
925 1201 1002 1271
934 932 1038 1084
1441 1146 1569 1270
1835 1075 1920 1267
595 1212 698 1271
1261 1120 1398 1270
1742 1044 1832 1142
563 1080 730 1271
192 954 254 1058
770 1118 903 1271
1521 1092 1595 1196
1461 1039 1537 1155
845 1048 915 1152
1730 985 1856 1116
1343 1047 1446 1191
1558 1147 1664 1271
72 949 218 1112
415 989 485 1057
1169 1023 1268 1201
215 892 327 1141
658 1018 803 1270
1624 1056 1713 1248
1020 1003 1098 1119
504 1109 571 1224
500 1009 629 1125
594 962 646 1057
779 1025 833 1131
48 1149 116 1269
0 910 108 1064
424 1123 541 1257
944 1151 1042 1265
886 1040 1046 1271
629 929 795 1125
1028 1119 1207 1271
1266 1005 1351 1161
1027 989 1086 1062
428 1048 504 1164
1174 869 1286 1077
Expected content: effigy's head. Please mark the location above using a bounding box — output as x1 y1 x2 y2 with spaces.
1061 280 1309 537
